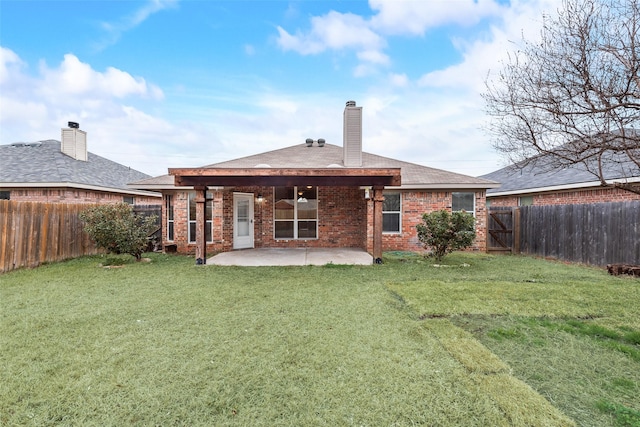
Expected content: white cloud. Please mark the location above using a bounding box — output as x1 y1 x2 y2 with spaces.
277 11 386 63
37 54 163 102
0 47 24 85
388 73 409 87
96 0 179 50
369 0 505 36
417 0 561 92
244 44 256 56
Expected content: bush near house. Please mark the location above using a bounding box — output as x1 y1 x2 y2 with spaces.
416 209 476 262
79 203 157 261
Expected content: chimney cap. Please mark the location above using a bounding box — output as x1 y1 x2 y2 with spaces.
68 121 79 129
345 100 356 107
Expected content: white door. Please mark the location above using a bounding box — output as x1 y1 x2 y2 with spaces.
233 193 254 249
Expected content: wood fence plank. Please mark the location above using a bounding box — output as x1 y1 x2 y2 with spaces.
519 201 640 266
0 201 100 273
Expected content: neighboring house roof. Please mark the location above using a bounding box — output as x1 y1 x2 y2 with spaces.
0 139 160 197
133 143 499 191
481 153 640 197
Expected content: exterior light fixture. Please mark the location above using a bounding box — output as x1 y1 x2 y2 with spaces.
257 194 264 202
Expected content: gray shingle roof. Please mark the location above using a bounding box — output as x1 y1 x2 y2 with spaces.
133 143 498 189
0 140 153 191
481 153 640 195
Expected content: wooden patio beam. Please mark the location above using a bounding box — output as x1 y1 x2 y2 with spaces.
169 168 401 188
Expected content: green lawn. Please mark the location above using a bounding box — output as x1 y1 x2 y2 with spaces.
1 252 638 426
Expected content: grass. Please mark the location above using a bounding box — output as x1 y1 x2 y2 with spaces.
1 252 638 426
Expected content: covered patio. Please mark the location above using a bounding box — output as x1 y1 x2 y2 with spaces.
168 167 402 264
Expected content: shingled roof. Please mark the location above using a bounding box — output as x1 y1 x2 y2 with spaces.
133 143 499 190
481 152 640 196
0 139 157 195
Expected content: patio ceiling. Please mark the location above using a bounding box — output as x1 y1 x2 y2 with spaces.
168 167 402 187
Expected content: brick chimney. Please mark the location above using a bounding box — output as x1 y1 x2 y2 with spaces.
343 100 362 167
61 122 87 161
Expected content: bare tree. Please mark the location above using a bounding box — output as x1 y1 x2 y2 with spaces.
483 0 640 194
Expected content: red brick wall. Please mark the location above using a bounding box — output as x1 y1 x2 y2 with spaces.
367 190 487 254
3 188 161 205
488 186 640 207
222 186 367 251
162 190 224 255
163 187 488 256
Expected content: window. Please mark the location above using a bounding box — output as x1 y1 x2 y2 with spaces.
274 186 317 239
166 195 174 241
519 196 533 206
188 192 213 243
383 192 401 233
0 191 9 200
452 192 475 215
123 196 134 205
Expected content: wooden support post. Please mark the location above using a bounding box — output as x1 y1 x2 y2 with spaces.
195 186 207 265
372 187 384 263
513 207 521 254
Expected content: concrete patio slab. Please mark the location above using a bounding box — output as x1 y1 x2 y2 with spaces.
207 248 373 266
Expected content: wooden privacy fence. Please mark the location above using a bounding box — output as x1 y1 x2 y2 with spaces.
0 200 100 273
488 201 640 266
519 201 640 266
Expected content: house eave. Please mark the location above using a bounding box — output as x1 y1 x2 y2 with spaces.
0 181 162 198
487 176 640 197
384 183 500 191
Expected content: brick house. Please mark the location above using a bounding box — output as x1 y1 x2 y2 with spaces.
132 102 499 262
0 123 161 206
481 153 640 207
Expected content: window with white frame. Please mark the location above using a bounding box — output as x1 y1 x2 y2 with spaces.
519 196 533 206
188 192 213 243
274 186 317 239
452 192 475 215
166 195 174 241
382 192 401 233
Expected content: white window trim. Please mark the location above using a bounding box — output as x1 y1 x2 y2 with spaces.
166 195 174 242
452 192 476 217
382 191 402 234
188 192 213 244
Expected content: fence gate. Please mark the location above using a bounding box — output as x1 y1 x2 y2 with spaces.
487 208 519 253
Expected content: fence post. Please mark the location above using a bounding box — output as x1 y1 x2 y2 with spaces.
513 207 521 254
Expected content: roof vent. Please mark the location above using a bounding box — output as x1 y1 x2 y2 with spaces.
68 121 79 129
346 100 356 107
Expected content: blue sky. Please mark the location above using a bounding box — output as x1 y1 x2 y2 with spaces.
1 0 560 177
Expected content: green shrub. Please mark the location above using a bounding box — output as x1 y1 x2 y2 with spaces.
79 203 158 261
416 210 476 262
